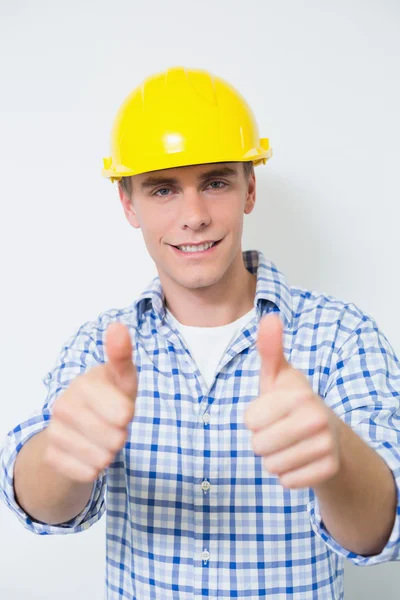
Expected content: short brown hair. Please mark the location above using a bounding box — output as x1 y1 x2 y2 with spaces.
119 161 254 197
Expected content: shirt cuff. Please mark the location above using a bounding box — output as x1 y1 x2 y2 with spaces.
308 445 400 565
1 427 106 535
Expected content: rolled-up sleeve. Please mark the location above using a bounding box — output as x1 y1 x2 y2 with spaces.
0 320 106 535
307 314 400 565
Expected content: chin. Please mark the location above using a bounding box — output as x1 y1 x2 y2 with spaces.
174 271 221 290
176 277 215 290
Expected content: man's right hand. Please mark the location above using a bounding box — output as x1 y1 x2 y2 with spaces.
44 322 137 483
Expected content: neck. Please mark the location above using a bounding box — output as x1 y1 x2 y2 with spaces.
160 251 257 327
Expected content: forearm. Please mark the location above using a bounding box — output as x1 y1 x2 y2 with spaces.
314 417 397 556
13 429 94 525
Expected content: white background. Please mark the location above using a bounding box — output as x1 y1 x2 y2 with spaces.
0 0 399 597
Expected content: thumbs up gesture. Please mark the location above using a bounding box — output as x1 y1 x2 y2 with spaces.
244 314 340 489
45 323 137 483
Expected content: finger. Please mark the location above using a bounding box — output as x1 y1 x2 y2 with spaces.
61 378 135 428
47 420 118 472
44 444 99 483
262 430 335 477
279 455 339 489
251 403 328 456
244 389 308 431
257 314 289 392
105 322 137 399
55 401 128 454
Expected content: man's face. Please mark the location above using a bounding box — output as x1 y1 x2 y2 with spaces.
118 162 256 291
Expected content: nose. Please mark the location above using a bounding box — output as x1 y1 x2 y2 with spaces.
179 191 211 231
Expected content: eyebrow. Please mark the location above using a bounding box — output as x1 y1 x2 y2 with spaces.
140 166 239 190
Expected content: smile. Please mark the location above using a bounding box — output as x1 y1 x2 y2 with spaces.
170 239 222 257
178 241 215 253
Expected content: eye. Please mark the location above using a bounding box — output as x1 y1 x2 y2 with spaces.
153 188 172 197
208 181 227 190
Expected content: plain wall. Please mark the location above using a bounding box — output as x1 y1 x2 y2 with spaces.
0 0 399 597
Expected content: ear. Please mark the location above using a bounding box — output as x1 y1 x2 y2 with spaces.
244 169 256 215
118 181 141 229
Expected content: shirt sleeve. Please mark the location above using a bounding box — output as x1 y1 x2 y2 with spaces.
307 312 400 565
0 320 106 535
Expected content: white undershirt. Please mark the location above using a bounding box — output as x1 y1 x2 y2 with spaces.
166 308 256 389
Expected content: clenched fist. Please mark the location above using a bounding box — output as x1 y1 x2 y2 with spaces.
44 322 137 483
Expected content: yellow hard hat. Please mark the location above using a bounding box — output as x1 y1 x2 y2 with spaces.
102 66 272 181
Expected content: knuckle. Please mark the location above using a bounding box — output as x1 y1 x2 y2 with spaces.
46 421 62 443
118 399 134 425
52 397 69 420
318 407 329 427
264 457 279 475
252 434 262 456
291 389 310 408
43 446 56 467
109 429 127 453
306 407 328 432
244 407 252 428
320 433 334 454
95 450 113 470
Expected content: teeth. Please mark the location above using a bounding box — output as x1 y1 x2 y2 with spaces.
178 242 215 253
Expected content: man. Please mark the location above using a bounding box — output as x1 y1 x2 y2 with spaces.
1 66 400 599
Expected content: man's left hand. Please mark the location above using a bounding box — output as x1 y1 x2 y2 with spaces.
244 313 341 489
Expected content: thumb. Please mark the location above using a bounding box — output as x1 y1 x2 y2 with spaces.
257 313 289 392
105 322 137 399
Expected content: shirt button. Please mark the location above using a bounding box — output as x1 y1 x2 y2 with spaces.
202 549 210 563
201 479 211 492
202 412 210 425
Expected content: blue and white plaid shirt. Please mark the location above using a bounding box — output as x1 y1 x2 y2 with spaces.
2 250 400 599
